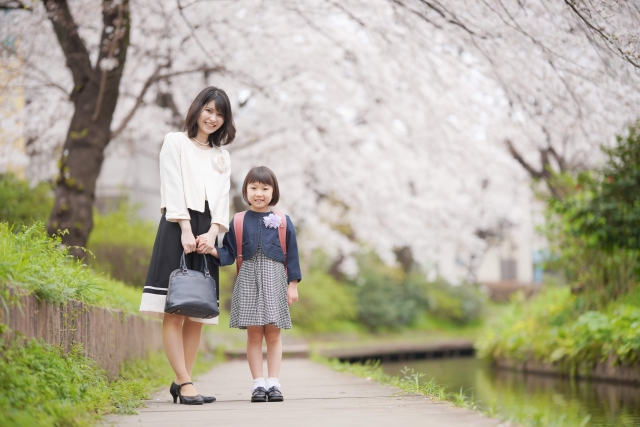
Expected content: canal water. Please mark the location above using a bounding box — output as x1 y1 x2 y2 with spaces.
382 357 640 427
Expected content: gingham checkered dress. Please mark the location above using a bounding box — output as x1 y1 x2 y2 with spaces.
229 240 292 330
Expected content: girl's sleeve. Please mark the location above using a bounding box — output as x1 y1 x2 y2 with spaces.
212 218 237 266
160 135 190 223
210 151 231 232
285 215 302 283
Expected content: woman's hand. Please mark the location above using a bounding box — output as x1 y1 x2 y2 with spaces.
196 230 217 255
287 281 299 305
181 229 197 253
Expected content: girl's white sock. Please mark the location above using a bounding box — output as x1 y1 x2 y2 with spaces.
252 377 266 391
266 377 281 390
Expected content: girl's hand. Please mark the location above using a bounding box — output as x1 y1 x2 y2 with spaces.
196 231 217 255
181 229 197 253
287 282 299 305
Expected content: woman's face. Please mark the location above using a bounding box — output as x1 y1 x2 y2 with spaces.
198 100 224 134
246 181 273 210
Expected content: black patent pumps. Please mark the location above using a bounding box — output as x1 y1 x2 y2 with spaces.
169 381 204 405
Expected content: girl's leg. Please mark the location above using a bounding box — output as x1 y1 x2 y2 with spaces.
246 326 265 379
264 325 282 379
162 313 198 396
182 317 203 377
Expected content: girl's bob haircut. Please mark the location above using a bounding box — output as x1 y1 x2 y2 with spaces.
184 86 236 147
242 166 280 206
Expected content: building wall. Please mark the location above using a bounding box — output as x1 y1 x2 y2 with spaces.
476 230 534 284
95 137 161 221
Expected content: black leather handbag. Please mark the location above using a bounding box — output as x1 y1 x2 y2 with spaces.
164 252 219 319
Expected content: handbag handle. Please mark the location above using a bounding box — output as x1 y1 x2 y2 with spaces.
180 252 211 278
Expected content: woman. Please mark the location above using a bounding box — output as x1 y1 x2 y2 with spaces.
139 87 235 405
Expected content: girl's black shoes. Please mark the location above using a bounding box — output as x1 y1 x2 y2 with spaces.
169 381 204 405
266 386 283 402
251 386 267 402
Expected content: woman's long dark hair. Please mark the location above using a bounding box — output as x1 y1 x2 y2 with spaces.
184 87 236 147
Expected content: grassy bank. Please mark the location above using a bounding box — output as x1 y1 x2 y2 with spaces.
476 286 640 372
0 336 219 427
0 221 141 312
0 221 221 426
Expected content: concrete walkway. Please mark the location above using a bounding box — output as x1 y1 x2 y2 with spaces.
105 359 502 427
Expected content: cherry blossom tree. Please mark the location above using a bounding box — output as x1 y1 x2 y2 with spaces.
1 0 638 281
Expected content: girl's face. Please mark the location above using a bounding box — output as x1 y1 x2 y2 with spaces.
198 100 224 135
247 181 273 211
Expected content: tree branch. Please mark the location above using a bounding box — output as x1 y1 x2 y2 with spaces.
110 65 224 139
0 0 33 10
41 0 94 88
92 1 125 121
505 139 544 179
563 0 640 69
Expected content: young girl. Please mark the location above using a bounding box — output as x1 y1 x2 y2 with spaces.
211 166 301 403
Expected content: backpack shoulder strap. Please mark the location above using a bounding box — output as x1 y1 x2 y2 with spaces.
272 211 288 277
233 211 246 275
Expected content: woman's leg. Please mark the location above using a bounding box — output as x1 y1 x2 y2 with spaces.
264 325 282 379
163 313 198 396
246 326 265 379
182 318 203 377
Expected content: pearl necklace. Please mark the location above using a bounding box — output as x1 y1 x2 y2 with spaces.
191 137 210 147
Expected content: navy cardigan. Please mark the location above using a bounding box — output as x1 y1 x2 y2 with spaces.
214 210 302 283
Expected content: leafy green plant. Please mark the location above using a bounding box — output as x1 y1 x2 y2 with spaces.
476 285 640 369
571 122 640 251
0 337 218 427
289 271 358 332
352 253 485 331
545 122 640 307
0 221 101 305
86 203 157 287
0 220 143 312
0 173 52 229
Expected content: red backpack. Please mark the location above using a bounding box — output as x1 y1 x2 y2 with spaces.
233 211 287 275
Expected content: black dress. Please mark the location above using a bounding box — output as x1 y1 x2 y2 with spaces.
139 201 219 324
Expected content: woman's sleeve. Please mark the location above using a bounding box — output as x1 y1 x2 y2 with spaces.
210 151 231 232
212 218 237 266
160 135 190 223
285 215 302 283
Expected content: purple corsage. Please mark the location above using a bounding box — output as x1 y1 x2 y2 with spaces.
263 213 283 229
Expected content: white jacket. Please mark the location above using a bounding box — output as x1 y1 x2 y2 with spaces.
159 132 231 232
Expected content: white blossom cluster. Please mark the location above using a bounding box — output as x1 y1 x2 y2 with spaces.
1 0 639 281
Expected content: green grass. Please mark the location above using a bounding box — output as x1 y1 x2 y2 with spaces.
0 221 143 313
0 336 220 427
476 286 640 371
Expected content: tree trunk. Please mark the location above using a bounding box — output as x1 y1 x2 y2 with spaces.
43 0 130 256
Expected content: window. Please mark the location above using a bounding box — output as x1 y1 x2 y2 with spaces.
500 258 517 281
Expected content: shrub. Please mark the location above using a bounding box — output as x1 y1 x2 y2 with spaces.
0 336 218 427
289 271 358 332
352 254 424 331
0 173 52 228
476 286 640 369
546 122 640 306
416 277 485 325
0 221 143 311
352 253 485 331
0 222 101 305
86 203 157 287
570 121 640 251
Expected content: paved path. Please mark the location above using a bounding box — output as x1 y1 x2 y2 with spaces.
105 359 502 427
